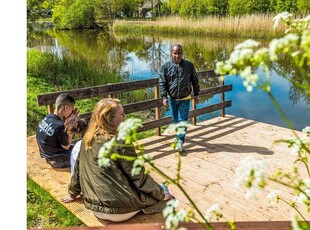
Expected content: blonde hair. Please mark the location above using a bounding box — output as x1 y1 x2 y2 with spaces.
83 98 121 150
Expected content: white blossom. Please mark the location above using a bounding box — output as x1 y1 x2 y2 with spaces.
163 199 188 230
131 156 145 175
204 203 222 221
240 66 259 92
117 118 143 143
163 121 191 135
234 155 267 198
302 126 310 134
272 12 293 29
302 179 310 188
98 138 116 167
229 48 254 66
267 190 281 203
295 189 310 203
286 138 308 156
235 39 260 50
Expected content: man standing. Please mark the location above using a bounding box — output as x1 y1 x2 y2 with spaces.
159 44 200 152
36 93 78 168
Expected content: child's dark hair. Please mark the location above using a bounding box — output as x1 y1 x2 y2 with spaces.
55 93 75 109
65 116 88 136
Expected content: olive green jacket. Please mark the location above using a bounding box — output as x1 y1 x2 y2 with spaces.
68 135 165 214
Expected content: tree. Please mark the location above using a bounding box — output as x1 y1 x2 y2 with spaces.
52 0 96 29
297 0 310 14
167 0 182 15
274 0 298 13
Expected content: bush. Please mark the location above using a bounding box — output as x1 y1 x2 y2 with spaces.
52 0 96 29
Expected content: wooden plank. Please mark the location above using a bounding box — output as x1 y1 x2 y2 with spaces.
123 98 162 114
37 78 159 106
139 117 172 132
188 100 232 118
197 69 218 79
199 84 232 96
137 101 232 132
28 221 296 230
36 70 219 106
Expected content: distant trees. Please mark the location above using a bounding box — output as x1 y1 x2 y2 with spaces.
52 0 96 29
229 0 278 16
27 0 55 19
27 0 310 29
94 0 142 19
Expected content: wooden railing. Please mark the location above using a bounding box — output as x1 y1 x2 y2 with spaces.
37 70 232 135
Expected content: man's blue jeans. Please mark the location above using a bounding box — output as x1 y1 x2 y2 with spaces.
168 98 190 143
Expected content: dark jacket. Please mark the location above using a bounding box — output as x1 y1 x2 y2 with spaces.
159 59 200 99
68 135 165 214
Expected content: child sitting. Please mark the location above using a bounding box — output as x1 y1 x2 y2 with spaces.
64 116 88 175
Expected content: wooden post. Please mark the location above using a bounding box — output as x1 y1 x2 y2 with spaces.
154 85 161 136
47 104 54 114
191 97 196 125
221 77 225 117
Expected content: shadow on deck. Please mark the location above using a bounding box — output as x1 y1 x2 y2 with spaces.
27 115 309 228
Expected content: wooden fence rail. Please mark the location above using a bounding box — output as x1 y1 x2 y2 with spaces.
36 70 232 135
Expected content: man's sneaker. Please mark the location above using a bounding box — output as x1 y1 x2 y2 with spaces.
175 140 184 152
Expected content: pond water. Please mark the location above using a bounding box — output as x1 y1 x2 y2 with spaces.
27 24 310 131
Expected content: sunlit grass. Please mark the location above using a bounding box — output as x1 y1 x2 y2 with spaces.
27 177 84 228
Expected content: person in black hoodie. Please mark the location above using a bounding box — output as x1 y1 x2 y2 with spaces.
159 44 200 152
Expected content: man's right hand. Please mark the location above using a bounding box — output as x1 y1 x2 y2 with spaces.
163 98 168 107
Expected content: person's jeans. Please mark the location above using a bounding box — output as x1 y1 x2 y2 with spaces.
168 98 190 142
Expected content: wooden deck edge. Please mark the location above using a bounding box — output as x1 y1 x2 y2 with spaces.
29 220 296 230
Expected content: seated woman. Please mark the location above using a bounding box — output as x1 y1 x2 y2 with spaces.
61 98 174 222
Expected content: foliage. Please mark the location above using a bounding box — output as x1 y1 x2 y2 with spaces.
273 0 298 13
228 0 273 16
94 0 141 22
27 49 124 135
52 0 96 29
167 0 181 15
297 0 310 14
27 177 84 228
216 12 310 228
210 0 229 16
179 0 208 18
28 0 310 23
178 0 228 18
27 0 54 19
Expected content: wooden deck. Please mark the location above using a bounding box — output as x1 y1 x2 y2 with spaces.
27 115 310 227
139 115 309 222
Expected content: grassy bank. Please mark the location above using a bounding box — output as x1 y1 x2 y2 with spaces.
113 14 284 38
27 177 84 228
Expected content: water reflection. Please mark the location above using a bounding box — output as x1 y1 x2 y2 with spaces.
27 24 310 131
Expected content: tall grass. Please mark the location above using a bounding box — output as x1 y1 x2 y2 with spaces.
113 14 284 38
